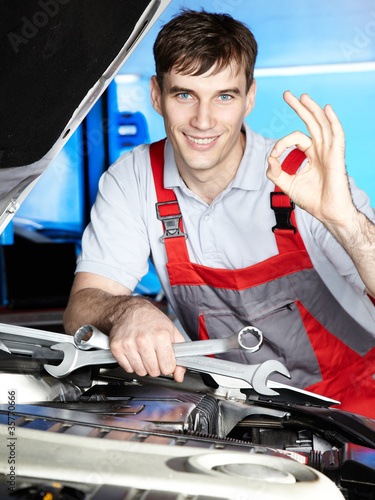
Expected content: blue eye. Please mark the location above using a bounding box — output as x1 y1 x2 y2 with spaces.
179 93 191 99
219 94 231 101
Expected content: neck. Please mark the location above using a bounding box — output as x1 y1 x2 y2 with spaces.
182 171 232 205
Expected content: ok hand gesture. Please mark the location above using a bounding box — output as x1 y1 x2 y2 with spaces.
266 91 355 229
267 91 375 299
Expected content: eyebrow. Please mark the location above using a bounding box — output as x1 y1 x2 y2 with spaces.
168 86 241 96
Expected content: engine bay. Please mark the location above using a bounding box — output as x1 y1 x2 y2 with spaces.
1 353 375 499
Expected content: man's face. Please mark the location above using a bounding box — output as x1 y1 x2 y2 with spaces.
150 64 256 180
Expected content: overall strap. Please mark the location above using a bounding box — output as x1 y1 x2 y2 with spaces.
150 139 190 263
270 148 308 254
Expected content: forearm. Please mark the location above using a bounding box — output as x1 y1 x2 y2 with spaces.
63 285 186 380
63 287 145 336
324 209 375 298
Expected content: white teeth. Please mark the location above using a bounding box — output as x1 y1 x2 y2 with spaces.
187 135 217 145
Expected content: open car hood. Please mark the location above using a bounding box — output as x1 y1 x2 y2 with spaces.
0 0 170 233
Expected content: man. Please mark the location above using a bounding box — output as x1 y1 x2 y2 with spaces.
64 10 375 417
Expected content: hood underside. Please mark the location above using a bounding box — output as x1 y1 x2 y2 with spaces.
0 0 168 232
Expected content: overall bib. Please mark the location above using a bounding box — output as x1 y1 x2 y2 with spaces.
150 139 375 418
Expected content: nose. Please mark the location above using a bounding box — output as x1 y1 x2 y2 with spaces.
190 101 216 130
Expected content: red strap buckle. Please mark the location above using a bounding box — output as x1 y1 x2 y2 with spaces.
270 192 297 233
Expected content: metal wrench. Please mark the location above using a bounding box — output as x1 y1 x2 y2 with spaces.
175 356 290 396
73 325 264 356
172 326 264 357
44 326 289 395
44 325 263 377
44 342 289 396
74 324 111 350
44 343 116 378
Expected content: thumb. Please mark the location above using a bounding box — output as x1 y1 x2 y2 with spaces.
267 155 292 195
266 155 282 181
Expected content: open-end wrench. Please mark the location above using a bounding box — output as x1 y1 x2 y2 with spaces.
44 325 263 378
175 356 290 396
44 340 290 397
44 343 116 378
42 342 338 405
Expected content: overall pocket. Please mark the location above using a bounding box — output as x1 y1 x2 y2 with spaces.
201 300 322 389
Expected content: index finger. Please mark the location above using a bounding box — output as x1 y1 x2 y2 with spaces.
283 91 328 142
270 130 312 159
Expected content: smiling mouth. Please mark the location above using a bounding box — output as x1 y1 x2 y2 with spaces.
186 135 218 145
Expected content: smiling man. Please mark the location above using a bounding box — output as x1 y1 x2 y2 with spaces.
64 9 375 417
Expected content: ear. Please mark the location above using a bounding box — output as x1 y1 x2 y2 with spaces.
150 75 163 116
244 79 257 117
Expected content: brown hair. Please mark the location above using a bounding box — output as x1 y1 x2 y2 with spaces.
153 9 258 93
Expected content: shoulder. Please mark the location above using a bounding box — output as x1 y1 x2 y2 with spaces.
99 143 152 194
108 143 151 178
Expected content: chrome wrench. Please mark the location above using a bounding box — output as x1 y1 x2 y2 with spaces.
73 324 264 355
172 326 264 357
44 326 290 395
44 342 116 378
44 325 263 378
171 327 291 395
44 342 289 396
175 356 290 396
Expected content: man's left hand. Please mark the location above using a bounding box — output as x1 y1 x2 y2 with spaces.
266 91 356 229
267 91 375 299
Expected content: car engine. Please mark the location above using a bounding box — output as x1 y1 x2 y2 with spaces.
1 325 375 500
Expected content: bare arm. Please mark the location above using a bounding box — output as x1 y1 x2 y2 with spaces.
63 272 186 381
266 91 375 298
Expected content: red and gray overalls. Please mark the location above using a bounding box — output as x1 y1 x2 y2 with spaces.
150 139 375 419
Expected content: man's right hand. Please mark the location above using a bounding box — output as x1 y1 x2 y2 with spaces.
63 272 187 382
109 295 186 382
